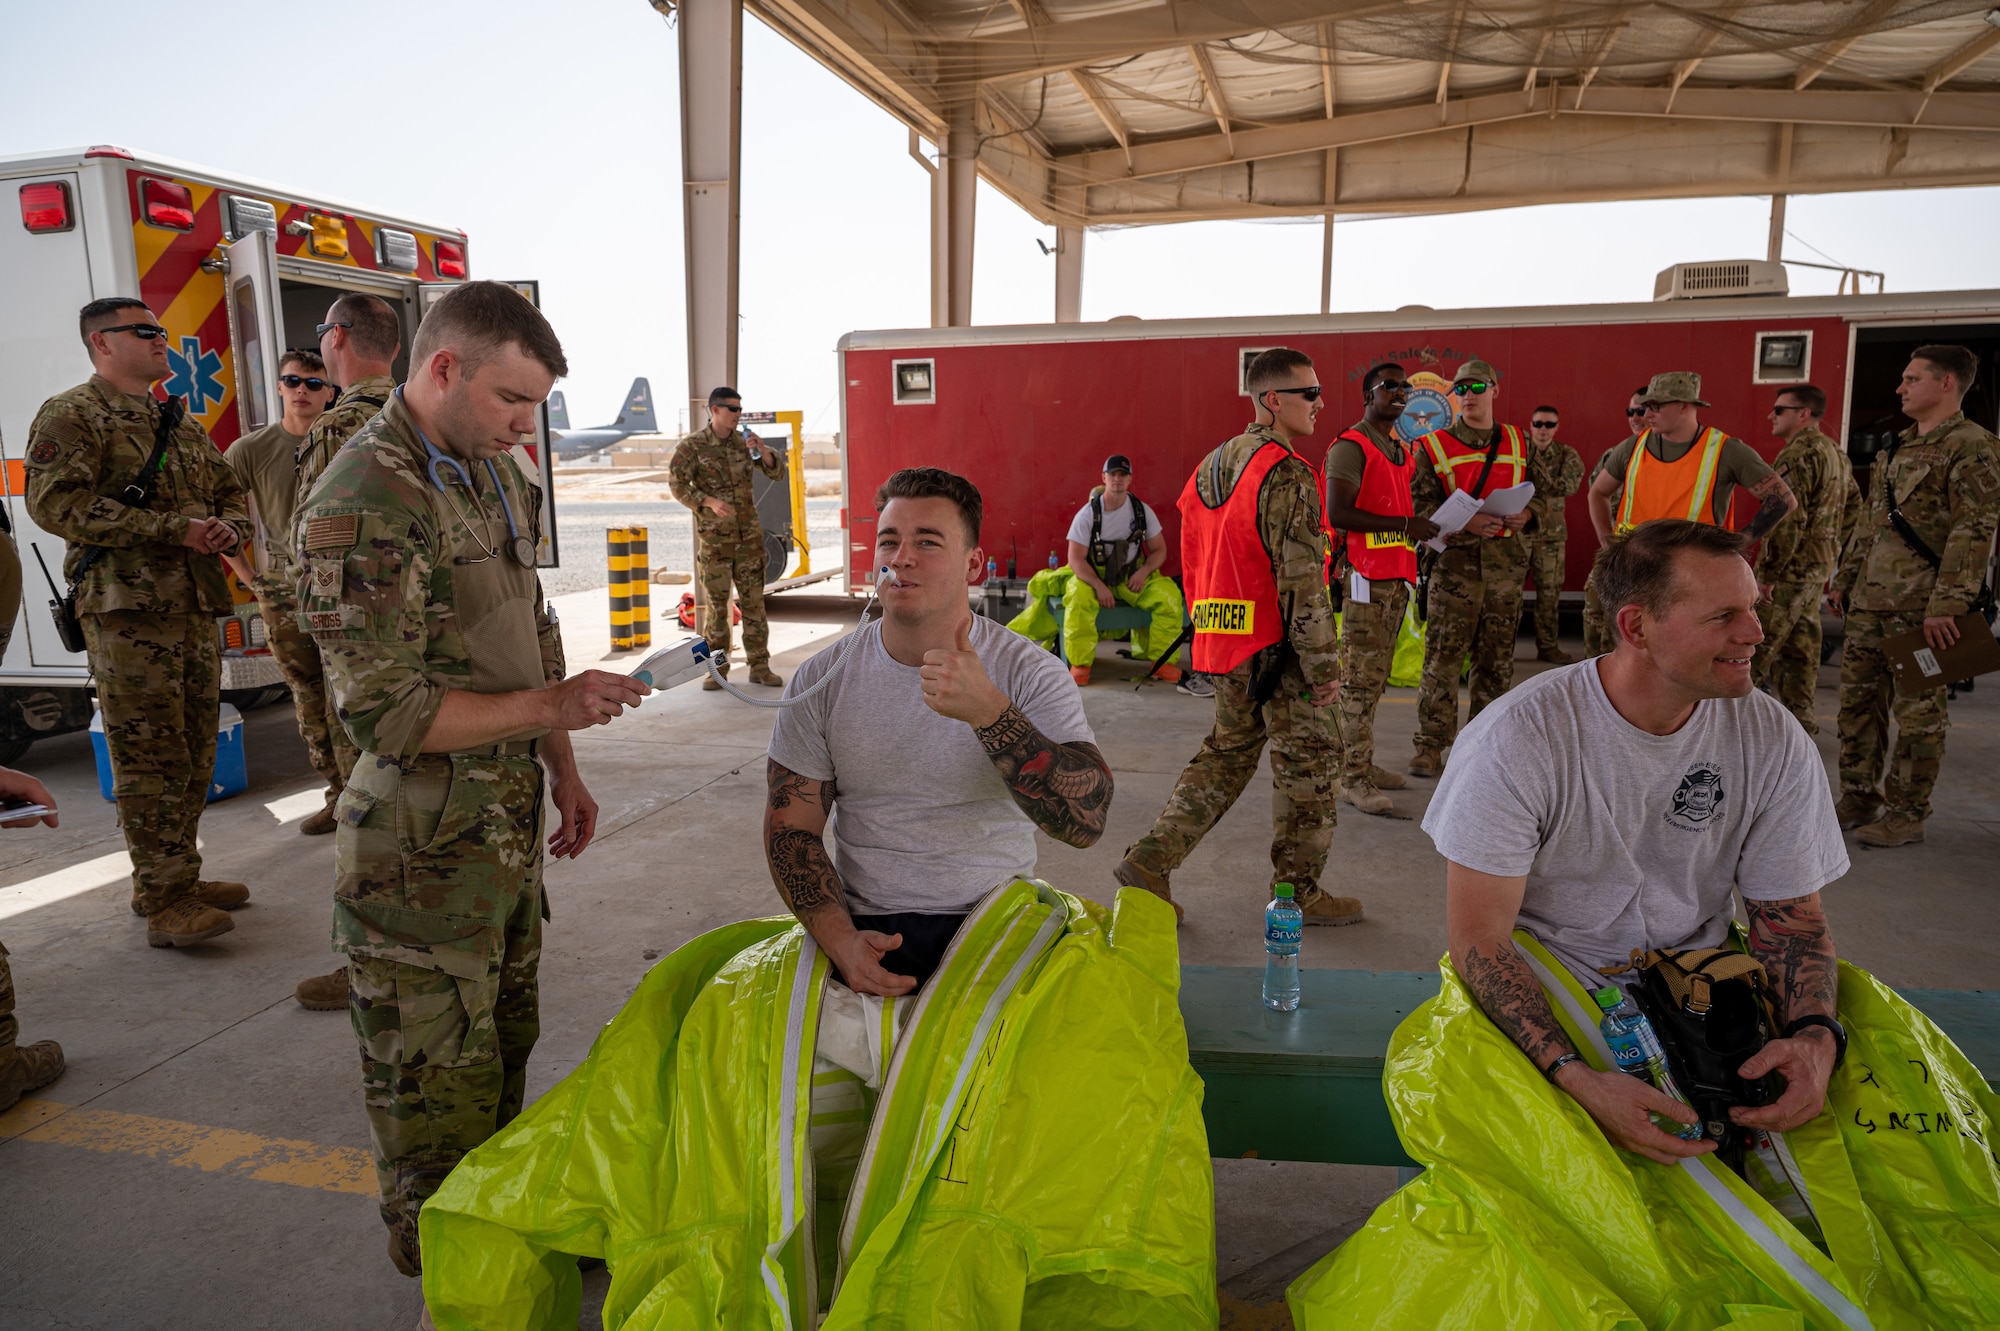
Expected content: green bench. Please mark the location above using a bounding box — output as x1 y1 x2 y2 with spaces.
1179 966 2000 1168
1046 596 1155 666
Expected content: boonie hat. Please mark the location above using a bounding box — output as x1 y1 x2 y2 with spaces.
1102 454 1133 473
1453 359 1499 386
1643 371 1710 407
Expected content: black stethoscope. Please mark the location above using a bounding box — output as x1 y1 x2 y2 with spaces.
404 390 536 569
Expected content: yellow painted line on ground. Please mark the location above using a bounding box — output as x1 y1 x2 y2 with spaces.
0 1097 374 1195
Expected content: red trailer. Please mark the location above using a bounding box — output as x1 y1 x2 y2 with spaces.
837 286 2000 601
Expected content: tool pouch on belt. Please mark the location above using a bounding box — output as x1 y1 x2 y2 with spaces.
1607 946 1779 1143
1247 640 1296 705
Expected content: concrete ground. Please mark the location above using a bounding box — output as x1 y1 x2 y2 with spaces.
1 590 1994 1330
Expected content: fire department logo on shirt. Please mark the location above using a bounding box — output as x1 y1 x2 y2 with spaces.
1665 762 1726 830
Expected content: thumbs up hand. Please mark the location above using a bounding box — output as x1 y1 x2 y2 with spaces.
920 615 1009 728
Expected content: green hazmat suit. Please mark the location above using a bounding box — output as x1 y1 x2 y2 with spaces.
418 881 1217 1329
1289 931 2000 1330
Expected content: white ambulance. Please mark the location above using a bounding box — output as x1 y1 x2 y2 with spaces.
0 145 556 763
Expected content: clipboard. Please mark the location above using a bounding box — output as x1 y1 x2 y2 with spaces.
1883 614 2000 695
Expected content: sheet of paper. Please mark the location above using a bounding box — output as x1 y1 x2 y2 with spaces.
1479 481 1535 515
1349 571 1371 604
1424 490 1481 551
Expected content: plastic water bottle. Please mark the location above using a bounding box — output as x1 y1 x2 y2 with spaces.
1048 550 1059 570
1262 883 1302 1011
986 559 998 583
1594 986 1703 1141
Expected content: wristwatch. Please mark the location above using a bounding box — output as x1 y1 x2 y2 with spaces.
1783 1014 1847 1070
1542 1052 1584 1083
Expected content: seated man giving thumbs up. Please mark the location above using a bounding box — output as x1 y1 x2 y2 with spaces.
765 467 1112 993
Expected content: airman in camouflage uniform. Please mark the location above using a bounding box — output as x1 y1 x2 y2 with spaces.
25 300 254 948
1751 386 1860 734
669 388 786 688
1523 406 1583 662
1 533 67 1111
1409 361 1533 775
1832 345 2000 849
1116 348 1359 926
294 282 642 1275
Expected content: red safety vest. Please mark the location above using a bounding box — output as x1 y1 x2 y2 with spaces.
1179 440 1288 674
1419 423 1528 538
1334 426 1419 583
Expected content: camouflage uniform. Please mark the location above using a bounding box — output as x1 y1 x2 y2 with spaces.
294 391 564 1269
668 425 785 672
224 421 352 799
1832 412 2000 822
284 375 394 784
1412 421 1531 758
1523 438 1583 654
1751 425 1858 734
1326 420 1413 787
24 377 250 914
1124 425 1342 890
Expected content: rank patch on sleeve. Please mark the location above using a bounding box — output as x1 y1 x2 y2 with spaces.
27 439 60 466
304 515 359 552
309 557 342 597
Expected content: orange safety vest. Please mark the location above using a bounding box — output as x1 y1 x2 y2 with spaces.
1615 427 1728 534
1179 440 1288 674
1419 424 1528 537
1334 426 1418 583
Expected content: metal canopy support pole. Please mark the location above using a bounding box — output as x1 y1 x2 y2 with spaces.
911 130 946 328
1767 192 1787 262
945 98 978 327
1054 200 1084 322
1319 149 1338 315
678 0 743 639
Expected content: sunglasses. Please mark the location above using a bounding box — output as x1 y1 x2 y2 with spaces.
315 320 352 339
1530 420 1559 429
99 322 170 341
281 374 331 391
1452 381 1491 396
1626 407 1651 417
712 402 743 412
1269 386 1322 401
1770 404 1803 414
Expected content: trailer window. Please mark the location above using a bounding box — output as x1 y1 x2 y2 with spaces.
233 277 269 429
1237 347 1276 395
893 359 935 405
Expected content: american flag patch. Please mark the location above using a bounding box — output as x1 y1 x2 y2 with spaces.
304 515 358 551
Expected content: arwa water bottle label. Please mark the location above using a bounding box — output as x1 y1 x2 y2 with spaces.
1264 913 1301 953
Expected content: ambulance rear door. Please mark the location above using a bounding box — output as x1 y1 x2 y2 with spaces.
222 229 285 439
418 279 559 567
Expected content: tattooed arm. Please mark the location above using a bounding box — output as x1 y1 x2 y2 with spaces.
1448 860 1713 1163
918 615 1112 848
1732 892 1840 1131
764 758 913 996
973 706 1112 848
1741 469 1799 542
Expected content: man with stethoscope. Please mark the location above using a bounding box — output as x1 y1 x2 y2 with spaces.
291 280 650 1279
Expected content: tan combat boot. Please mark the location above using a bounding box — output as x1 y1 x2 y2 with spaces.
1854 813 1925 849
1407 749 1444 780
748 665 784 687
1113 858 1183 923
131 880 249 917
1341 782 1408 819
145 899 236 948
1537 646 1577 665
1368 766 1407 791
701 665 727 692
0 1038 66 1113
1298 887 1364 927
301 796 338 836
1834 792 1885 831
296 967 349 1011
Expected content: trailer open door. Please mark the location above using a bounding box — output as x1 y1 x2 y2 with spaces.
418 279 559 567
222 230 285 438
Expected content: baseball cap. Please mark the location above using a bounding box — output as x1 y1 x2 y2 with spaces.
1453 359 1499 386
1102 454 1133 473
1642 371 1710 407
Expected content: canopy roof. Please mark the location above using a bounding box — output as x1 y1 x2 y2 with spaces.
739 0 2000 225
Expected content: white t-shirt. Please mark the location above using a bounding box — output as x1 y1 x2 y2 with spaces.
1422 660 1848 989
1065 495 1161 549
767 614 1095 916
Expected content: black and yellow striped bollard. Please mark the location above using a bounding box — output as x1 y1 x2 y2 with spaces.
608 527 653 650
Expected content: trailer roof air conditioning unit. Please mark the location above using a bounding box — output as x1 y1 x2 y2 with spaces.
1653 259 1789 301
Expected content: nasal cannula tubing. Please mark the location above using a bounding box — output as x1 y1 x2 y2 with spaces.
676 566 897 710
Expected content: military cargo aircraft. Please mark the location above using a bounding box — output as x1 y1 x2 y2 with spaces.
550 377 658 460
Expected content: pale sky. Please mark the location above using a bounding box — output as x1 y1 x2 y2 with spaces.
6 0 1998 437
